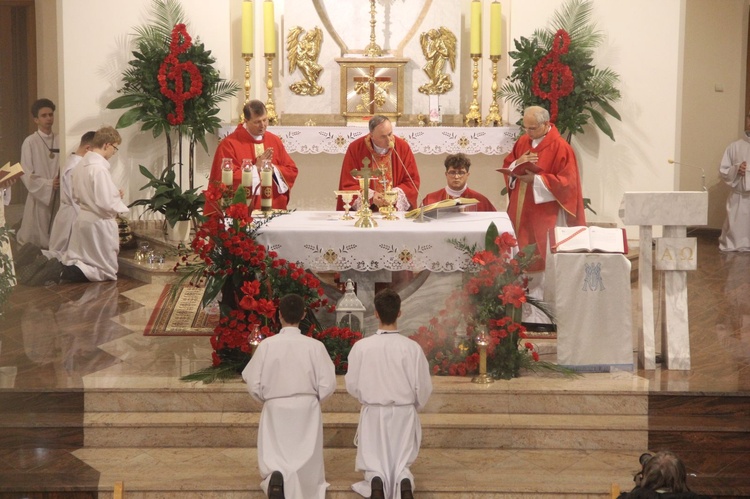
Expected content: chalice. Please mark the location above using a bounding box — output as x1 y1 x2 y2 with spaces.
335 190 358 220
381 189 398 220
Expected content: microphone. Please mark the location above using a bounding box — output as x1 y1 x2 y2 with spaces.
668 159 707 191
390 137 426 222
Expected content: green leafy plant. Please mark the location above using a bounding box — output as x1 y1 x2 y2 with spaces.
499 0 621 141
107 0 239 188
129 164 205 227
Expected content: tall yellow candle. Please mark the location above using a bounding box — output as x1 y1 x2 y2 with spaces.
470 0 481 55
490 1 502 56
263 0 275 54
242 0 254 55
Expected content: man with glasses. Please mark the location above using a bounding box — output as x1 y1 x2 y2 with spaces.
421 153 496 211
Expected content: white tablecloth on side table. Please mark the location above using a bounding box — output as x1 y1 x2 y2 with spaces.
544 252 634 372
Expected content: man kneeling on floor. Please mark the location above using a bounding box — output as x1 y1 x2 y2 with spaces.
345 288 433 499
242 293 336 499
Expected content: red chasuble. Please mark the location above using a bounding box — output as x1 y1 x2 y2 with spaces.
501 123 586 271
207 124 298 213
421 187 496 212
336 135 420 211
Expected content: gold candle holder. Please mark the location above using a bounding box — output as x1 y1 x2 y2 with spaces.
472 329 494 384
240 53 253 124
464 54 482 126
264 53 279 125
363 0 383 57
484 55 503 126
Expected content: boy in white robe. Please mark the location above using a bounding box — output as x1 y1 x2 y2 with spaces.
719 113 750 251
17 98 60 250
44 131 95 260
345 288 433 499
61 126 128 282
242 293 336 499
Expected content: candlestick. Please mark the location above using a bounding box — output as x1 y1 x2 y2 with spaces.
472 330 494 384
484 55 503 126
263 0 275 55
464 55 482 126
489 1 502 57
470 0 481 56
221 158 233 186
242 0 254 55
264 54 278 125
364 0 383 57
240 54 253 123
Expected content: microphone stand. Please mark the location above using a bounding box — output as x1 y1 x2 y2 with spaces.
390 139 428 223
668 159 707 191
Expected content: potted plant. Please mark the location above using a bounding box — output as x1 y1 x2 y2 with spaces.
129 164 205 242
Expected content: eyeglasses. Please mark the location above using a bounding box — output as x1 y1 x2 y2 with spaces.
447 170 468 177
111 144 119 153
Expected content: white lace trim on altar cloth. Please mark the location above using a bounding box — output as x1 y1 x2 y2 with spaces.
253 211 516 273
219 125 520 156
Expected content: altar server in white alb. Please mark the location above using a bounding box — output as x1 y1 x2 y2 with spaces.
345 288 432 499
17 98 60 249
242 293 336 499
719 110 750 252
43 131 95 260
60 126 128 282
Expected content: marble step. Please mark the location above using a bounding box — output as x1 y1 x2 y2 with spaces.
81 376 649 416
73 447 644 499
80 411 647 451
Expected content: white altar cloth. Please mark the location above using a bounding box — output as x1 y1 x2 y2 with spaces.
219 125 519 156
255 211 515 273
544 253 634 372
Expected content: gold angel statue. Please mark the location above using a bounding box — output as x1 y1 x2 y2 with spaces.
287 26 324 96
418 27 457 95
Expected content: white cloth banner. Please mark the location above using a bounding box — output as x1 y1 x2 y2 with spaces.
219 125 519 156
254 211 515 272
544 253 634 372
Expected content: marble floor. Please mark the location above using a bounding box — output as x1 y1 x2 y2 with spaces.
0 232 749 497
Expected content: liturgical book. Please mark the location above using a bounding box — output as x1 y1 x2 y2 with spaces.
550 226 628 254
0 162 23 184
496 162 542 177
405 197 478 219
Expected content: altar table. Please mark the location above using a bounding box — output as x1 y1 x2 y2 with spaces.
254 211 515 333
254 211 515 273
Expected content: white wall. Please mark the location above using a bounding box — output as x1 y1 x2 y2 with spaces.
56 0 232 207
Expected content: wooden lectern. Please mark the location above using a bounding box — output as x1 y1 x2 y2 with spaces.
621 192 708 370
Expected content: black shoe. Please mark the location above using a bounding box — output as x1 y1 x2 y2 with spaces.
27 258 63 286
268 470 284 499
521 321 557 333
370 476 385 499
13 242 42 268
400 478 414 499
15 254 49 285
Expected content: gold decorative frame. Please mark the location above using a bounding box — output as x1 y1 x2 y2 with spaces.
337 58 407 122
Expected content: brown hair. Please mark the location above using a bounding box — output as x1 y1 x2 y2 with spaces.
243 100 267 121
92 126 121 148
444 153 471 172
374 288 400 325
279 293 305 324
639 451 690 493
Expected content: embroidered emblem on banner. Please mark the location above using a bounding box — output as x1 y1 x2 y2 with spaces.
582 262 605 291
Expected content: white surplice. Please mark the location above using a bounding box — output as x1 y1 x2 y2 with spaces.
17 131 59 248
44 153 83 259
719 133 750 251
242 327 336 499
61 151 128 281
345 330 433 499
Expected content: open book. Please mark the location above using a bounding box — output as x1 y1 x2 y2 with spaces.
550 226 628 254
496 162 542 176
404 197 479 219
0 162 23 184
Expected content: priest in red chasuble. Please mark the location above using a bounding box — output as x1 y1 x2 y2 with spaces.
336 115 420 212
422 153 496 211
207 100 298 214
501 105 586 273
